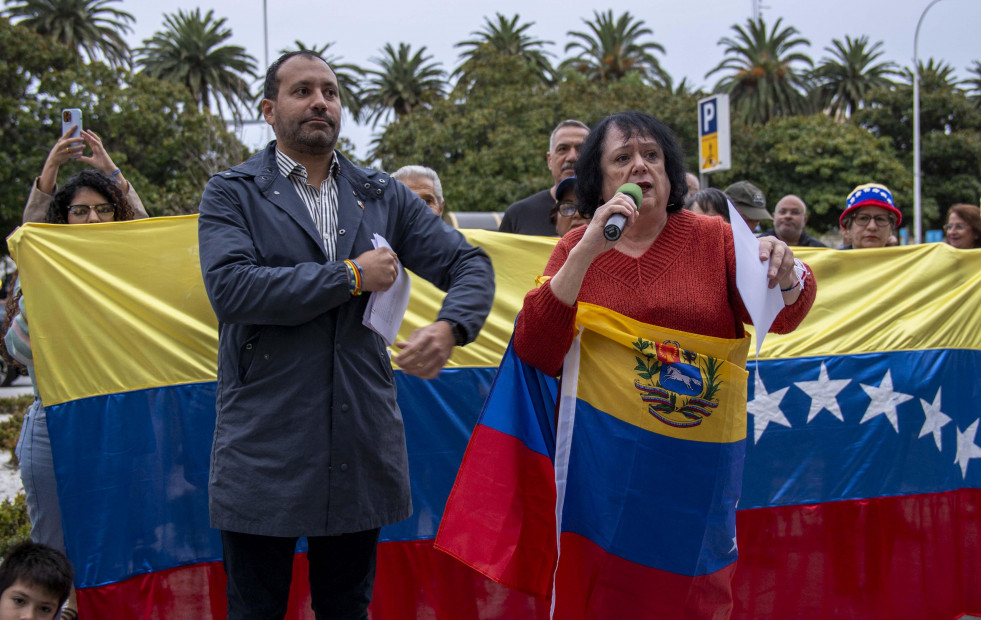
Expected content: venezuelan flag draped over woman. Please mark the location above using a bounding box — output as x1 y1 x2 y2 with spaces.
437 111 816 618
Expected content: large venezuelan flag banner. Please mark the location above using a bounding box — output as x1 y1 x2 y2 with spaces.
7 216 981 618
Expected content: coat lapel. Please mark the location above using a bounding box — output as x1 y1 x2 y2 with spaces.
253 159 328 260
334 177 366 261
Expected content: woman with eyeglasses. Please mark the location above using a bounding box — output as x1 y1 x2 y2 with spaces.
943 204 981 249
24 128 147 223
1 169 138 618
550 176 592 236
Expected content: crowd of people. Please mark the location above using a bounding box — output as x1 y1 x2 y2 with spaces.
497 119 980 252
0 47 977 620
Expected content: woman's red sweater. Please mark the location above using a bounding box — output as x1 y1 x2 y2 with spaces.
514 209 817 376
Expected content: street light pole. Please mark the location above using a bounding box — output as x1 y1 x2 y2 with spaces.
913 0 944 244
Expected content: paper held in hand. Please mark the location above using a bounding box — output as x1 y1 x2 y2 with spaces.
362 234 411 346
728 201 783 358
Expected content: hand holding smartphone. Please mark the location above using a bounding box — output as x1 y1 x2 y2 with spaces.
61 108 82 159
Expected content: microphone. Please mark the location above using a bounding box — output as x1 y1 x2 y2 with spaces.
603 183 643 241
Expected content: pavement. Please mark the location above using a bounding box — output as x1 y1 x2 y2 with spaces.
0 374 33 399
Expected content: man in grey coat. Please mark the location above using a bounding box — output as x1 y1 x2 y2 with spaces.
197 50 494 619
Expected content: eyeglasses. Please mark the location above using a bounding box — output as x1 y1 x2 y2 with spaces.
944 223 967 232
852 214 892 228
556 201 579 217
67 203 115 219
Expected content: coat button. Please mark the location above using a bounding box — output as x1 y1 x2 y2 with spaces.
263 354 270 360
338 229 346 235
245 344 253 350
375 188 382 195
379 178 386 184
364 183 371 189
341 404 349 412
274 190 280 195
340 463 349 472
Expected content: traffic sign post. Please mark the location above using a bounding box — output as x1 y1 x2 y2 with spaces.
698 94 731 177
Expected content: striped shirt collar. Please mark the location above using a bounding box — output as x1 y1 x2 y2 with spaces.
274 148 338 183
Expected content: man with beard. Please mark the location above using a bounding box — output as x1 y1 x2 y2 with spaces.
760 195 827 247
197 51 494 619
499 119 589 236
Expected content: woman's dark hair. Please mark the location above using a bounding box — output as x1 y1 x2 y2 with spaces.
946 203 981 248
47 169 134 224
574 111 689 217
685 187 731 223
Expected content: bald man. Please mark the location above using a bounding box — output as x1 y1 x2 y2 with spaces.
759 195 826 247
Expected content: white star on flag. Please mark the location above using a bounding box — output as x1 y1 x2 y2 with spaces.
918 387 952 451
859 370 914 433
747 372 790 443
954 419 981 478
795 362 850 423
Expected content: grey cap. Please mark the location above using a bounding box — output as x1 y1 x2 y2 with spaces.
724 181 772 221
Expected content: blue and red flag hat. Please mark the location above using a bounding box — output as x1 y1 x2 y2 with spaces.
841 183 902 226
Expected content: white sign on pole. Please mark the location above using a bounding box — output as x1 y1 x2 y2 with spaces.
698 94 731 174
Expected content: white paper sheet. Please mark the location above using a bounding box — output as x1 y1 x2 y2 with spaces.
362 234 411 346
728 200 784 358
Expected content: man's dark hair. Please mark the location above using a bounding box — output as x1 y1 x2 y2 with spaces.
0 542 74 608
574 111 688 217
48 169 135 224
263 50 330 101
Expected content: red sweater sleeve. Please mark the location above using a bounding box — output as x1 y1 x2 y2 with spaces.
514 236 581 376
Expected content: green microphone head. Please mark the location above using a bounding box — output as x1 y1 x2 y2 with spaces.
618 183 643 208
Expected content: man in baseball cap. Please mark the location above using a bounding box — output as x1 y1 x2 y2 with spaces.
839 183 902 249
724 180 772 232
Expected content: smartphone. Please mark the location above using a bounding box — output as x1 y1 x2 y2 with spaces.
61 108 82 158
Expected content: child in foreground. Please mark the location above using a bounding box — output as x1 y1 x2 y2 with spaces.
0 542 73 620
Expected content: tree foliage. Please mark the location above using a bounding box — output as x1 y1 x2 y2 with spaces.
852 78 981 226
373 54 698 214
0 17 248 245
454 13 554 87
561 10 667 85
709 115 909 235
361 42 445 128
135 8 257 123
3 0 133 68
707 17 814 124
966 60 981 108
811 35 898 120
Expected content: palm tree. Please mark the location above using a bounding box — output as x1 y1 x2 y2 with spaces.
902 58 961 91
561 10 667 84
453 13 554 85
812 35 899 119
361 42 445 128
135 8 257 123
278 40 365 121
4 0 133 68
966 60 981 107
706 17 814 124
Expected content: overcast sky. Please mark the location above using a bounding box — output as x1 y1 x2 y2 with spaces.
121 0 980 160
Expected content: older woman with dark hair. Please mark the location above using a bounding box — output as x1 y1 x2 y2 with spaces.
944 203 981 249
513 111 816 617
685 187 731 222
517 111 814 375
2 169 139 618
